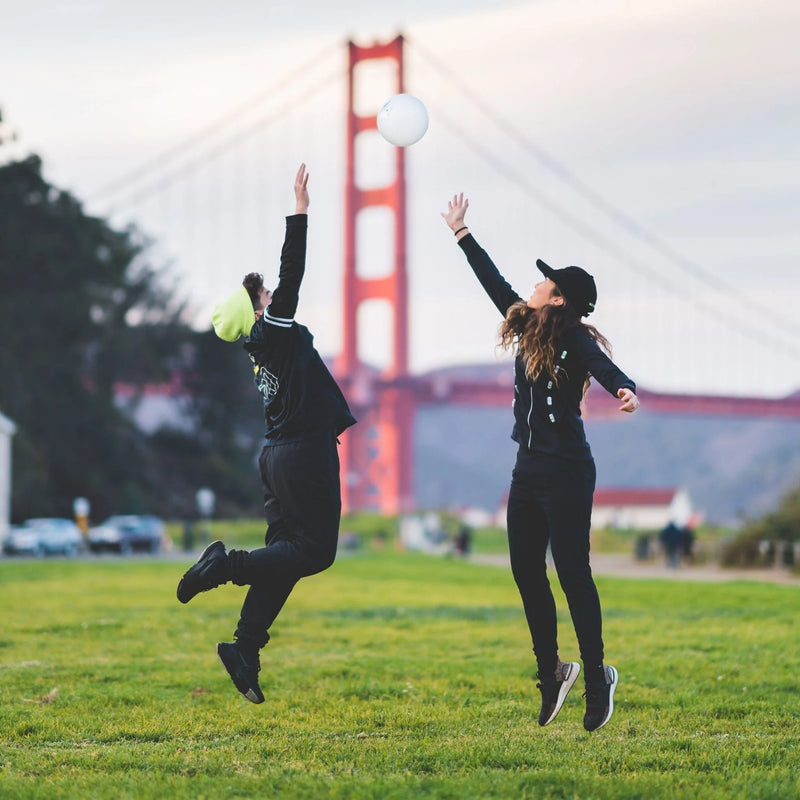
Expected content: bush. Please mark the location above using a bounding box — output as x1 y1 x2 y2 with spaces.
722 484 800 567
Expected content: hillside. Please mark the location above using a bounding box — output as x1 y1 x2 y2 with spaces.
414 365 800 525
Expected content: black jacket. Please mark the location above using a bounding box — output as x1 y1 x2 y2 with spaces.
458 234 635 459
244 215 356 443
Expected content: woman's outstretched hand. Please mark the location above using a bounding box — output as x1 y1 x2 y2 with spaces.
617 387 640 413
295 163 309 214
441 193 469 237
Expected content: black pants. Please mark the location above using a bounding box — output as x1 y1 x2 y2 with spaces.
506 448 604 681
230 431 342 649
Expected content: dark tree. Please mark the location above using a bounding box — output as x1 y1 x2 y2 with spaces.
0 152 267 523
0 155 182 519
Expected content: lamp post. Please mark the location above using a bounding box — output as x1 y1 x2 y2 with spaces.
195 487 215 547
73 497 90 535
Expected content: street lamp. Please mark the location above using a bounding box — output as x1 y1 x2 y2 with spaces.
195 487 215 548
73 497 90 535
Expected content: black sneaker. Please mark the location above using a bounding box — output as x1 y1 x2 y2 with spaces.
583 665 618 731
217 641 264 704
176 540 229 604
537 661 580 726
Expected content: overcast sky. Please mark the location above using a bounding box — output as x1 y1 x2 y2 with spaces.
2 0 799 396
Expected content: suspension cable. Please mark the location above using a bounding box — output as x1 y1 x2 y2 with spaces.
407 36 800 339
89 40 342 203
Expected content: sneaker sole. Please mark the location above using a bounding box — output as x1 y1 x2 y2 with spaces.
217 643 264 705
176 540 225 604
541 662 581 726
592 665 618 731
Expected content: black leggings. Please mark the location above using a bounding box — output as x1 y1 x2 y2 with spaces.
506 448 604 680
229 432 342 649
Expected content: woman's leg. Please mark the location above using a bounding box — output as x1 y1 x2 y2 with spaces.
506 453 558 678
545 458 605 677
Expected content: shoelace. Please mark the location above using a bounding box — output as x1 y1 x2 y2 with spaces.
583 684 608 705
536 680 561 701
241 654 261 674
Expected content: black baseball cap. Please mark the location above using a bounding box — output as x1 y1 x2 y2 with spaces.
536 259 597 317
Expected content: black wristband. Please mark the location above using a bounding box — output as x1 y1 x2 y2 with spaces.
454 226 468 236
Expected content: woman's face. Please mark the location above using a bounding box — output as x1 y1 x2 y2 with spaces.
527 278 563 310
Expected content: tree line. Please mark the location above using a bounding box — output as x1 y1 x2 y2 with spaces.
0 149 266 523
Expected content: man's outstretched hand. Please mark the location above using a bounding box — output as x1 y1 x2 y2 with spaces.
295 163 309 214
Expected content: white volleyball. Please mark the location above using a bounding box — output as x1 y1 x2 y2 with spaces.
376 93 429 147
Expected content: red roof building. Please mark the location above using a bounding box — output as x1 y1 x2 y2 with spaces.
591 487 692 531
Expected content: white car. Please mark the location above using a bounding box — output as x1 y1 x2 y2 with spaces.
2 518 83 557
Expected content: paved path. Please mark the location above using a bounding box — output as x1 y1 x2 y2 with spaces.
470 552 800 585
57 544 798 586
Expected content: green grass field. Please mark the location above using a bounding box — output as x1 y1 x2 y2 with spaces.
1 550 798 799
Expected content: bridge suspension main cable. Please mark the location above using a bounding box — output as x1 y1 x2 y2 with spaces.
88 41 343 209
407 37 800 362
99 72 343 213
423 101 800 362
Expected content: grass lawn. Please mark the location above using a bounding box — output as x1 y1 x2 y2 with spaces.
1 551 798 799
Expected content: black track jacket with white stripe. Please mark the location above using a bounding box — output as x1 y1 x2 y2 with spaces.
457 233 635 459
243 214 356 444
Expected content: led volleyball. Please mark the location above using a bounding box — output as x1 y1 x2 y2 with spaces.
376 93 429 147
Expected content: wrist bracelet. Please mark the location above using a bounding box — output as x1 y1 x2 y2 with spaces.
454 226 468 236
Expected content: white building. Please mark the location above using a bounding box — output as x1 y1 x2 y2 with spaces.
0 411 17 539
494 486 694 532
591 487 693 531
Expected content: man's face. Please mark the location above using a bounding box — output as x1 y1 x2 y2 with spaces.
254 286 272 320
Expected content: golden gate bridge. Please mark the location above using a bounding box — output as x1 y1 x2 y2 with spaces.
88 34 800 514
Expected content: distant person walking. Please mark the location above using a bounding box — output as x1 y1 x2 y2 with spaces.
441 193 639 731
659 521 684 569
176 164 356 704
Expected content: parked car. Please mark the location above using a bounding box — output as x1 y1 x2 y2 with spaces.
87 515 165 554
2 518 83 557
3 525 41 556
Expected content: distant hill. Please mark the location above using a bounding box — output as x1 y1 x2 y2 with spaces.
414 363 800 526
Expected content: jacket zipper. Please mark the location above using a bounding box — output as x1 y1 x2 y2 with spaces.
527 386 534 449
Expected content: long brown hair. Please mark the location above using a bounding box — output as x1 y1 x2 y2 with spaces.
499 291 610 394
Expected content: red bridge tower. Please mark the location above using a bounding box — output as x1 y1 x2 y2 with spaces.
332 35 800 516
336 35 415 513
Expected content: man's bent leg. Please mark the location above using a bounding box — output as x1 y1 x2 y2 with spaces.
230 433 342 649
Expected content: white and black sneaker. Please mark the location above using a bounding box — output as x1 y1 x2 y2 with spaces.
217 641 264 704
537 661 580 726
583 665 618 731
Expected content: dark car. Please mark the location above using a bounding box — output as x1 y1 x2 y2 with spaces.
87 515 165 554
2 518 83 557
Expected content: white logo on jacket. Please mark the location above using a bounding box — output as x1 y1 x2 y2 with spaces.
255 367 279 402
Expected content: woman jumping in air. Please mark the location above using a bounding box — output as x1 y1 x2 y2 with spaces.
442 193 639 731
